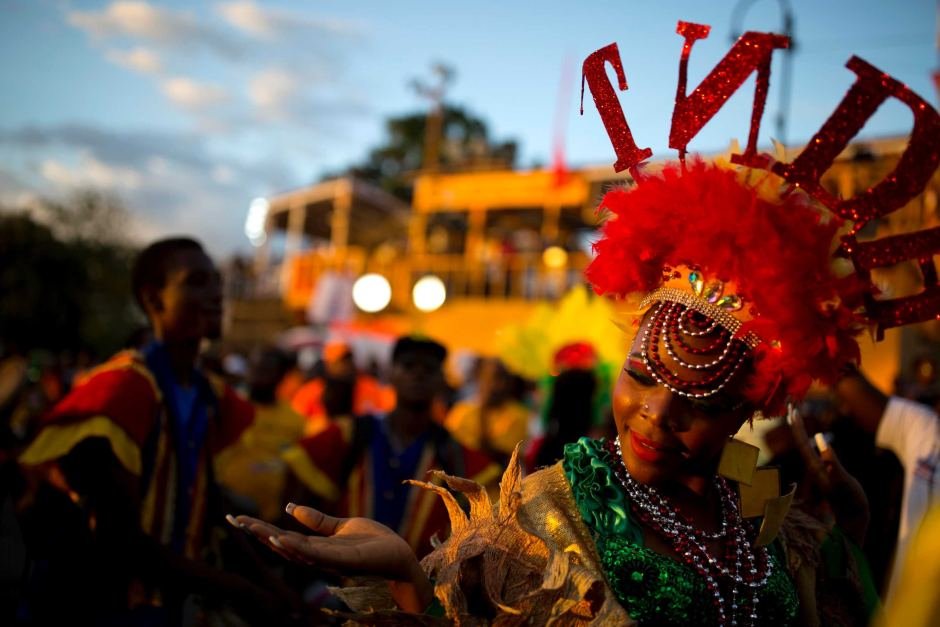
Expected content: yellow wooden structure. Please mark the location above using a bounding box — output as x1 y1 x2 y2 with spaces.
249 137 940 383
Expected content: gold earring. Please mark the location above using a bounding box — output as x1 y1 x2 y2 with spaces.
717 437 760 485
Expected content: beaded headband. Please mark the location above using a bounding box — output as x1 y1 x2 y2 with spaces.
643 265 761 350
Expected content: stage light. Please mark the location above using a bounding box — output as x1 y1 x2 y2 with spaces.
352 273 392 313
412 275 446 312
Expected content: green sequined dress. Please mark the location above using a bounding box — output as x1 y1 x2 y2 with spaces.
562 437 800 626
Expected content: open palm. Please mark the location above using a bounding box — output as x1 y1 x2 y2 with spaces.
233 505 420 582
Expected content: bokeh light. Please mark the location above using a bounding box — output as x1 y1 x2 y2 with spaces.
542 245 568 269
352 273 392 313
412 275 447 312
245 197 269 247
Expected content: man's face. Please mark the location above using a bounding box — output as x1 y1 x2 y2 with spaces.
247 348 283 391
150 249 223 342
325 353 356 381
390 350 444 406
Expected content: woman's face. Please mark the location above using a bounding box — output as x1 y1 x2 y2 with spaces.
612 309 754 489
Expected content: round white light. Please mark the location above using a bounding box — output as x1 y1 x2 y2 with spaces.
352 273 392 313
542 245 568 269
412 275 446 312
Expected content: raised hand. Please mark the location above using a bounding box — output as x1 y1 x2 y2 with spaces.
229 504 434 611
231 504 416 580
787 406 870 544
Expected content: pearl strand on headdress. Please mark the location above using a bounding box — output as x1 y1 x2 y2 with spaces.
678 307 720 337
662 302 737 370
612 437 772 626
642 302 747 399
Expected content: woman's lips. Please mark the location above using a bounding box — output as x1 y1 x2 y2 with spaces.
629 430 680 463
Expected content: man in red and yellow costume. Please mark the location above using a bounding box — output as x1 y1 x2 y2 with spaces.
18 238 296 625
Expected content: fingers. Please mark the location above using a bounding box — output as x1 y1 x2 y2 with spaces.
228 515 298 561
232 514 283 538
787 406 833 488
286 502 343 536
788 407 820 465
270 532 354 572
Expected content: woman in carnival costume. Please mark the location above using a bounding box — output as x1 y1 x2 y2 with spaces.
232 22 940 626
235 162 871 626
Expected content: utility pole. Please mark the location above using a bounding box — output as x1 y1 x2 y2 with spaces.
411 63 455 173
731 0 795 154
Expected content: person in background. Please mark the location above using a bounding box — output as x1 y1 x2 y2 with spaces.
525 342 612 471
526 367 598 470
216 346 305 522
17 237 298 625
280 336 500 560
291 340 392 434
275 357 306 406
444 356 531 466
832 365 940 603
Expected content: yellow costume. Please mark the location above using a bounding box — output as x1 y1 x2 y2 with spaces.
444 399 530 457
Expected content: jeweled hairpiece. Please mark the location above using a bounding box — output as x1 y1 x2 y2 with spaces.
580 20 940 414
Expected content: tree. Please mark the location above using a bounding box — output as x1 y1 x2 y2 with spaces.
0 213 87 353
341 105 518 202
0 192 140 357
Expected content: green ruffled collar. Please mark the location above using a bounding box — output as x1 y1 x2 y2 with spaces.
562 437 643 546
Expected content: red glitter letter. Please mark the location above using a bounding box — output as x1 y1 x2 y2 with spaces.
848 227 940 333
581 43 652 175
670 21 789 162
771 57 940 232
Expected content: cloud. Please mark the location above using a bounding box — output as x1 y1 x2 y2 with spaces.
248 68 300 120
0 123 296 254
215 1 358 40
0 168 40 209
64 2 358 123
68 1 240 58
161 77 229 110
0 124 215 171
211 164 235 184
40 153 144 190
105 46 163 74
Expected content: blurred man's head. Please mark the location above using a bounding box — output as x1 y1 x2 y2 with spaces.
477 357 514 407
322 341 355 380
131 238 223 342
389 336 446 407
247 346 289 403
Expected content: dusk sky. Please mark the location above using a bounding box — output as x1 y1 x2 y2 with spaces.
1 0 935 255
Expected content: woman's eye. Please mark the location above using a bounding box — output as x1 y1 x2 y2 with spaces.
688 399 727 415
625 368 655 387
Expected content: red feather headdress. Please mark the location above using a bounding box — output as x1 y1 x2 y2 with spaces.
586 161 868 415
580 20 940 415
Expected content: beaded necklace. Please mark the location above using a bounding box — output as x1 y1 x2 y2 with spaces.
608 437 772 627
